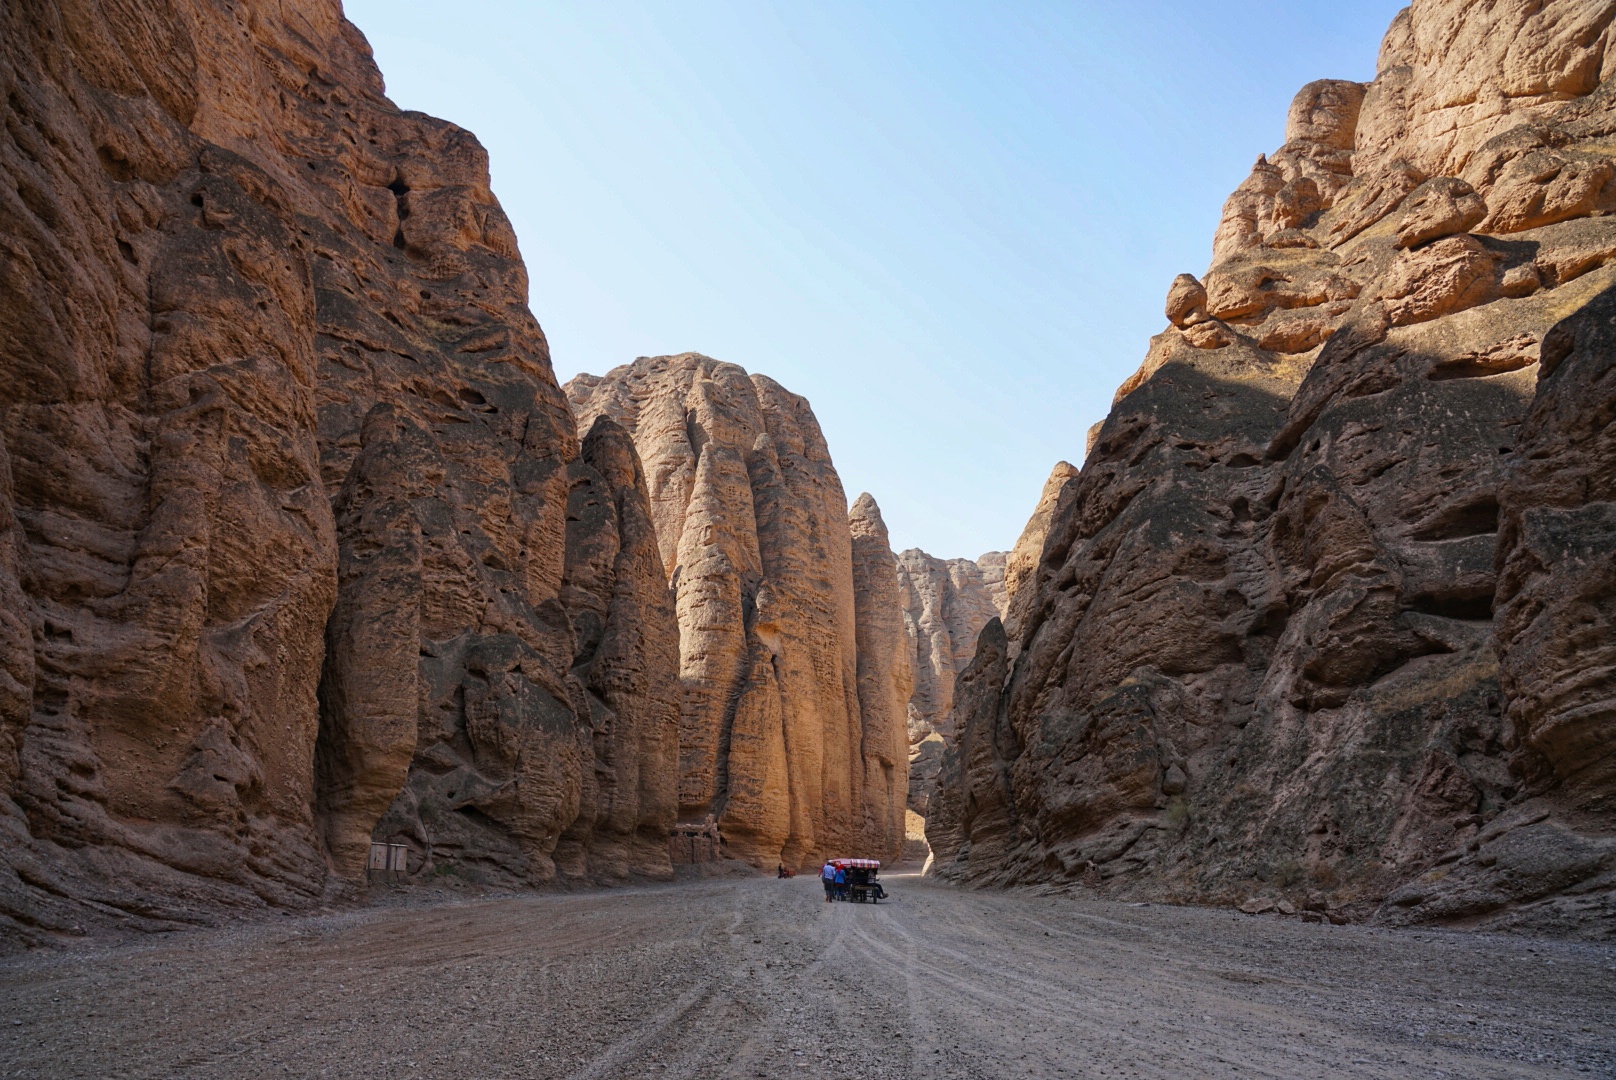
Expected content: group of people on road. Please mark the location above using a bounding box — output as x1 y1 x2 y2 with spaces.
821 859 848 901
816 858 889 902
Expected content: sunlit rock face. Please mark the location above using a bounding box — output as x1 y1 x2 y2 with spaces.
849 495 916 864
895 549 1007 817
566 355 909 865
0 0 680 943
929 0 1616 938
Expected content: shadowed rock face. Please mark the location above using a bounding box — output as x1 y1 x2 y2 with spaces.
567 355 909 865
0 0 679 943
929 0 1616 938
895 549 1008 816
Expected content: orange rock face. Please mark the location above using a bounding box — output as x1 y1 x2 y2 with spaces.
849 496 915 860
567 355 909 866
0 0 679 942
929 0 1616 937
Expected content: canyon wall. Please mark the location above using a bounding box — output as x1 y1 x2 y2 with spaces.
896 549 1006 816
0 0 680 944
566 355 909 865
929 0 1616 938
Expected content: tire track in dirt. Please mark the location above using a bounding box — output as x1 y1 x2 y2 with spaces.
0 872 1609 1079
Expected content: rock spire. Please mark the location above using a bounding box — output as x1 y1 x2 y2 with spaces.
567 354 910 865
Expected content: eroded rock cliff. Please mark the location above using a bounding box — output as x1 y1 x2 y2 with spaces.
895 549 1007 816
566 355 909 865
0 0 679 944
850 495 915 861
929 0 1616 938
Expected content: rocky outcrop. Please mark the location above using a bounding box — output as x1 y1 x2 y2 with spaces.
849 496 915 860
566 355 909 865
1003 463 1078 642
895 549 1008 816
0 0 679 944
929 0 1616 938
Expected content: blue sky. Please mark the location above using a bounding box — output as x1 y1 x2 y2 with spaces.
343 0 1407 560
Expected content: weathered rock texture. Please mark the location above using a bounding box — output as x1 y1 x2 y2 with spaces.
895 549 1008 816
0 0 680 945
1004 463 1077 642
849 496 915 861
566 355 909 866
929 0 1616 939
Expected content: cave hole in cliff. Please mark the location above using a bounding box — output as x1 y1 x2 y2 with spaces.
1248 601 1289 639
96 145 134 182
1427 358 1535 381
1405 587 1494 622
1411 495 1499 541
388 177 411 250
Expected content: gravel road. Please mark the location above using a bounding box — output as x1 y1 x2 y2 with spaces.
1 871 1612 1079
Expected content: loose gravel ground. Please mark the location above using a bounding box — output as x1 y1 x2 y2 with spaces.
0 871 1612 1079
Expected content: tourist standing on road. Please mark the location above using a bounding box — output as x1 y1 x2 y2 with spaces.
821 860 836 902
834 863 848 900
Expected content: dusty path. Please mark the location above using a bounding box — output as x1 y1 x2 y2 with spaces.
1 872 1611 1079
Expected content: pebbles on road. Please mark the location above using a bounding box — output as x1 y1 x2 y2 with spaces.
1 872 1612 1079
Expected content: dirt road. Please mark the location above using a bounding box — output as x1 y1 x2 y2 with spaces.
1 871 1611 1079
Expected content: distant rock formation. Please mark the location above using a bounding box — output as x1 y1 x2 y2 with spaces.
566 355 909 865
0 0 680 943
929 0 1616 938
895 550 1008 816
849 495 915 862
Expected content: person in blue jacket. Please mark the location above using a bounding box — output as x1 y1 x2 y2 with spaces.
833 863 849 900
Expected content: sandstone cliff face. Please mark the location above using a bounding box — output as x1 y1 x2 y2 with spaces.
0 0 679 943
566 355 909 865
895 549 1007 816
929 0 1616 938
849 496 915 860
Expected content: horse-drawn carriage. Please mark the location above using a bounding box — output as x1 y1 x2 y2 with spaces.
833 858 886 903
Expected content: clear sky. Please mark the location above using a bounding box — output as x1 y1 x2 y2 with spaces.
343 0 1408 560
